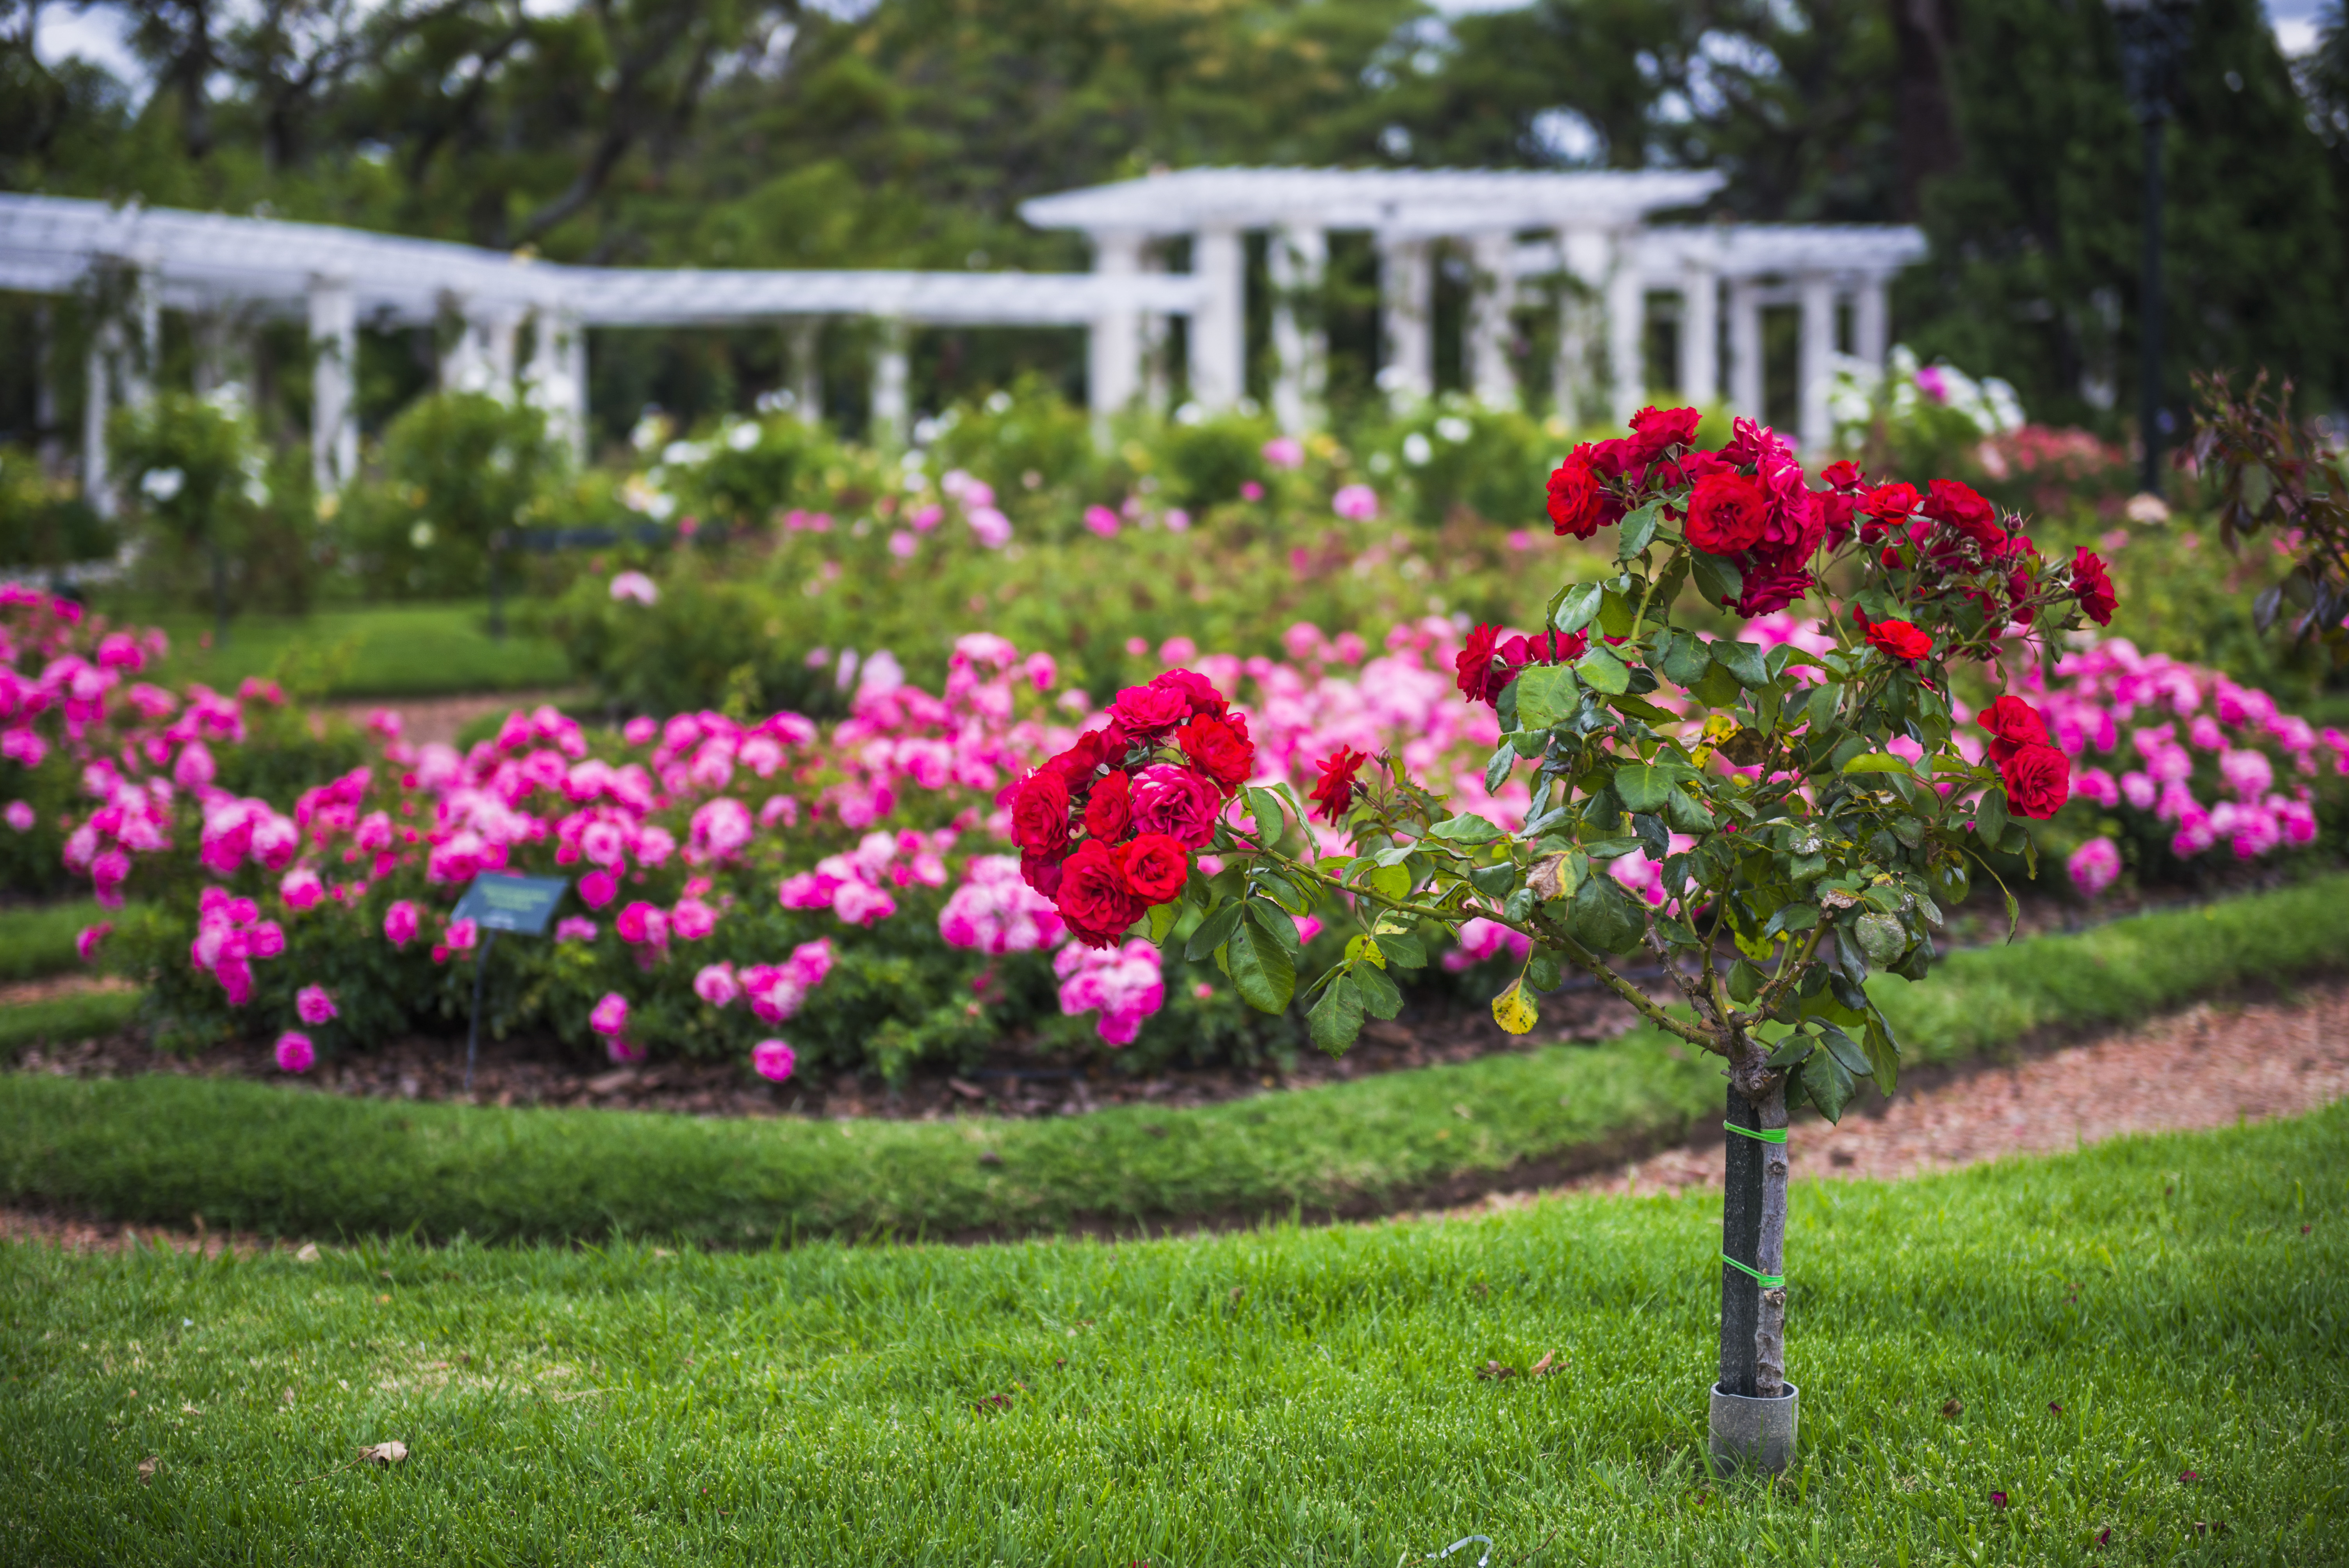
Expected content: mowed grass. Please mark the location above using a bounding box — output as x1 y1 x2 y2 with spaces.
127 600 570 698
5 876 2346 1245
0 900 126 984
2 1108 2342 1566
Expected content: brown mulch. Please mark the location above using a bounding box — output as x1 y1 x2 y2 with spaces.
1430 978 2349 1218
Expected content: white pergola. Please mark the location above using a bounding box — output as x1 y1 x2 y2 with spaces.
2 175 1925 513
1021 167 1925 447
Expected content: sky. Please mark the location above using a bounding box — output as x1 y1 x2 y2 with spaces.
30 0 2336 98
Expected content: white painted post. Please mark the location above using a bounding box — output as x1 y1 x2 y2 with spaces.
790 318 823 424
1552 227 1609 426
526 306 588 462
1189 224 1246 410
308 274 359 494
1680 263 1720 408
483 308 521 403
1378 232 1433 405
1269 225 1326 432
439 298 485 394
1797 271 1837 454
1854 273 1890 369
126 262 159 413
1727 278 1764 422
1468 230 1519 411
1606 231 1646 425
1088 229 1146 428
34 303 61 475
82 315 116 518
871 318 910 447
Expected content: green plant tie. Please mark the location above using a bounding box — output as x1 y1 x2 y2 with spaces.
1722 1121 1788 1143
1721 1253 1785 1288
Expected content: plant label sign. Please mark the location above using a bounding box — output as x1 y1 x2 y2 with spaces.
453 874 569 937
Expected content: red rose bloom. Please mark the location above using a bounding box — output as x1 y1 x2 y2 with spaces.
1733 558 1813 617
1129 763 1221 847
1545 454 1616 540
1047 731 1109 791
1110 682 1191 736
1686 472 1770 555
1308 745 1369 823
1866 618 1933 661
1502 628 1588 668
1976 695 2050 765
2000 743 2071 819
1818 491 1857 549
1820 460 1864 491
1923 479 2003 547
1083 768 1132 841
1019 847 1068 898
1455 623 1508 706
1177 715 1255 795
1117 833 1190 904
1151 668 1230 719
1009 770 1071 853
1055 841 1143 947
1629 405 1702 461
1859 481 1921 529
2071 547 2117 626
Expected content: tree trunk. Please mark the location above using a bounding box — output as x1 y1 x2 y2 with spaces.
1753 1077 1790 1397
1718 1082 1764 1398
1889 0 1963 220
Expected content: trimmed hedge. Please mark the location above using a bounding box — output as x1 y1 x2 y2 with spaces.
3 875 2343 1244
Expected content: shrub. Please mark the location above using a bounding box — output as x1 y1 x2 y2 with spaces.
110 391 318 616
0 448 113 568
339 392 566 598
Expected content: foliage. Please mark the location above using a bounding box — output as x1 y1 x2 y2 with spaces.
2 1109 2345 1561
0 449 113 568
335 392 568 599
2185 371 2349 668
109 391 318 617
0 899 128 983
7 874 2347 1242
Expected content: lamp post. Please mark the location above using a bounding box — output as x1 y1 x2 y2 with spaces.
2107 0 2195 494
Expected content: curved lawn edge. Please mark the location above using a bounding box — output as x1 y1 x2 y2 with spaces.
4 873 2345 1245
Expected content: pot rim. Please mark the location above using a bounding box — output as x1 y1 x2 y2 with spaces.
1709 1379 1800 1405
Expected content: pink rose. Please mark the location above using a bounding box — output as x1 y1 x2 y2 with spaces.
280 867 324 912
383 900 420 947
75 922 112 962
1129 764 1221 848
694 962 741 1007
579 870 618 909
750 1039 796 1082
274 1031 315 1073
670 897 717 941
588 992 629 1036
296 985 338 1025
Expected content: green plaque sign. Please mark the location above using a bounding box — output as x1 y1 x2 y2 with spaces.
452 873 569 936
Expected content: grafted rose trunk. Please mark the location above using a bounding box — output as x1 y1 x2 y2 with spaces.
1718 1037 1790 1400
1753 1078 1790 1397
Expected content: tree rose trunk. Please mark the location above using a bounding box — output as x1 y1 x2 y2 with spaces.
1752 1077 1790 1397
1718 1082 1764 1397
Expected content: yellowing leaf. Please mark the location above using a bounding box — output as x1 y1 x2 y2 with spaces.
1490 980 1539 1035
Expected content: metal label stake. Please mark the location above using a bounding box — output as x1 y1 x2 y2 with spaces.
449 873 570 1094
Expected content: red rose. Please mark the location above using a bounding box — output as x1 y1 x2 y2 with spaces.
1859 482 1921 535
1866 618 1933 661
2071 547 2117 626
1545 454 1616 540
1117 833 1190 904
1308 745 1369 823
1019 847 1067 898
1923 479 2003 547
1818 491 1857 548
1455 623 1508 706
1686 472 1769 555
1178 715 1255 794
1976 695 2050 765
1129 763 1221 847
1999 743 2071 819
1047 731 1109 791
1083 768 1133 841
1055 841 1142 947
1629 405 1702 461
1151 668 1230 719
1732 558 1813 617
1110 682 1191 736
1582 437 1638 480
1502 629 1587 667
1009 770 1071 853
1820 460 1864 491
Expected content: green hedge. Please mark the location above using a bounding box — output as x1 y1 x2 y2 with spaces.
3 875 2343 1244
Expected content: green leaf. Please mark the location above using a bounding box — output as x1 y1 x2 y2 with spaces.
1690 660 1745 707
1581 836 1643 859
1307 972 1364 1053
1146 901 1181 944
1575 644 1631 695
1552 582 1603 635
1816 1022 1874 1079
1227 915 1297 1015
1690 550 1743 607
1765 1033 1814 1067
1802 1047 1857 1123
1761 902 1819 938
1975 787 2010 848
1514 663 1581 732
1483 743 1516 795
1468 861 1517 898
1842 752 1915 776
1245 898 1303 961
1494 674 1520 733
1597 590 1638 638
1612 764 1675 813
1375 930 1427 969
1663 786 1716 834
1366 862 1413 905
1727 959 1763 1003
1524 951 1562 991
1803 681 1841 734
1354 960 1404 1020
1184 902 1244 963
1862 1010 1901 1096
1660 632 1713 688
1430 814 1508 845
1568 875 1643 954
1616 501 1661 560
1246 786 1287 845
1711 640 1771 689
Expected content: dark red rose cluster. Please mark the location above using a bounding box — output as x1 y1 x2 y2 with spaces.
1453 625 1590 709
1007 669 1253 946
1977 695 2071 819
1545 405 1704 539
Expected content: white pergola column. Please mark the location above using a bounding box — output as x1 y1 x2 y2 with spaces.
1551 227 1609 425
1378 233 1433 405
192 310 250 410
1727 278 1764 422
789 318 823 423
125 262 159 413
1854 273 1890 369
1467 231 1518 411
1605 231 1646 425
439 299 487 394
1680 263 1719 407
1188 224 1246 410
870 318 910 447
34 304 61 474
82 316 118 518
1087 229 1145 426
526 306 588 462
483 308 521 402
1797 271 1837 453
307 275 359 493
1268 225 1326 432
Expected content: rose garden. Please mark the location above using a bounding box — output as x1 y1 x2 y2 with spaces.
6 5 2349 1552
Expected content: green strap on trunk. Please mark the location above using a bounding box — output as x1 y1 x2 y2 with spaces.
1723 1121 1788 1143
1722 1122 1788 1285
1721 1253 1786 1288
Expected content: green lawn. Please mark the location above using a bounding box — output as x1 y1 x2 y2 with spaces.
2 1108 2341 1565
125 600 571 699
7 876 2345 1246
0 900 126 984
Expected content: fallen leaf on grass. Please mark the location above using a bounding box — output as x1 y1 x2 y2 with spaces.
137 1456 158 1486
1528 1351 1563 1377
1475 1360 1517 1381
359 1441 407 1466
1941 1398 1964 1419
294 1243 320 1263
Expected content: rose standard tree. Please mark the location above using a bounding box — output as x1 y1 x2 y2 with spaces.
1009 407 2114 1474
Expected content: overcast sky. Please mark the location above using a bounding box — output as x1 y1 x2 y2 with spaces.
30 0 2335 101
